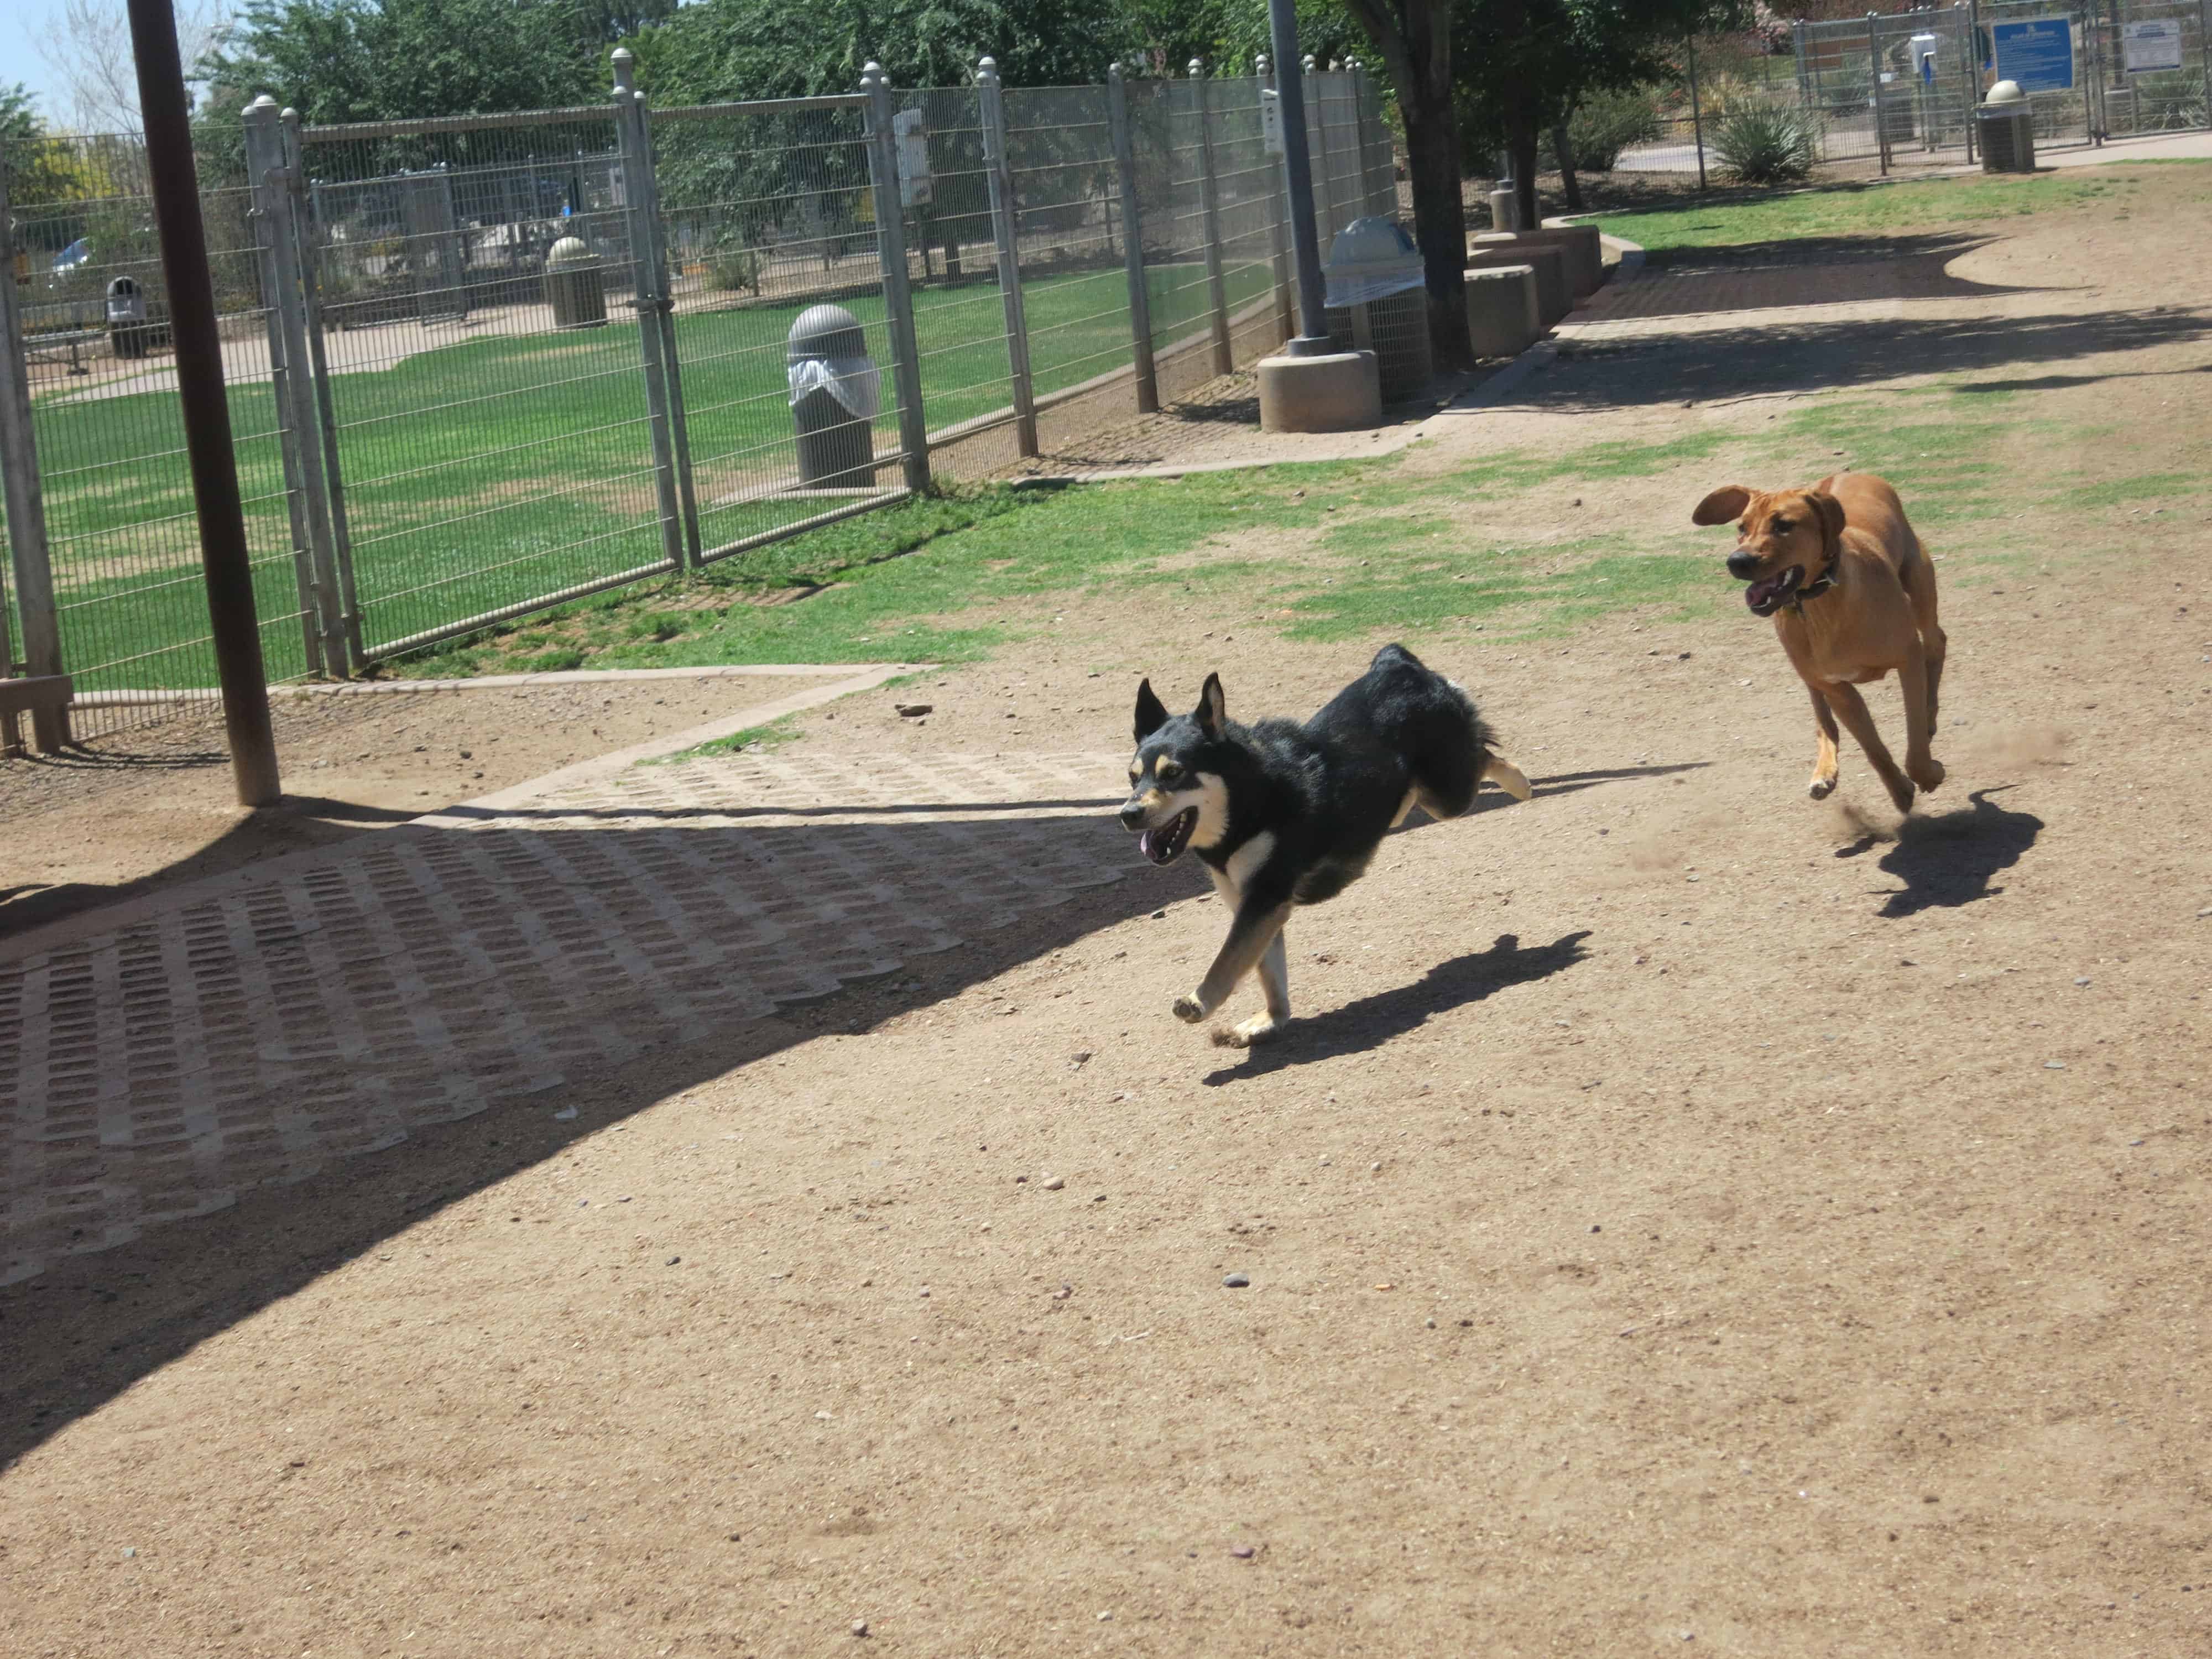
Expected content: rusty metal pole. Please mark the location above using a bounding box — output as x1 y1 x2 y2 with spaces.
126 0 281 805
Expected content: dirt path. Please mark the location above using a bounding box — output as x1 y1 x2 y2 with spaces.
4 167 2211 1657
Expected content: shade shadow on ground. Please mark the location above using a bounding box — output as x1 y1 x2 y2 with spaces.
1547 306 2212 405
0 804 1208 1474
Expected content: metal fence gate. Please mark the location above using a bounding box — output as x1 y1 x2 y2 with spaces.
1 58 1396 744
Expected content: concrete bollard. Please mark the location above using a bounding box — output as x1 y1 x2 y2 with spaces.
1487 188 1519 232
1533 220 1605 296
1468 237 1571 328
1472 228 1601 302
1463 265 1540 358
1257 350 1383 434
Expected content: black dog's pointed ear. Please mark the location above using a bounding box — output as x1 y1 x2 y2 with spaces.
1194 672 1225 738
1133 678 1170 742
1807 490 1846 562
1692 485 1752 527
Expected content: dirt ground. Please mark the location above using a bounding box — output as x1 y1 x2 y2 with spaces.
6 166 2212 1657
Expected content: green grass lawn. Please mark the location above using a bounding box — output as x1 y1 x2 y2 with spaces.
24 254 1272 691
1595 160 2211 252
407 367 2187 683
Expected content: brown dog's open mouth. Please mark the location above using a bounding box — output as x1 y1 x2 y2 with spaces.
1139 808 1197 865
1744 565 1804 616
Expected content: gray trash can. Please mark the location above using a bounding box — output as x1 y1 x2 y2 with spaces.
107 274 151 358
787 304 880 491
544 235 607 330
1978 80 2036 174
1322 217 1433 404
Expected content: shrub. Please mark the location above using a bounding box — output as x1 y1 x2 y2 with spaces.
2135 71 2208 132
1711 98 1822 184
1564 88 1663 172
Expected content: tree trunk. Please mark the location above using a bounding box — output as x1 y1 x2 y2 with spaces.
1509 118 1541 235
1400 98 1472 371
1340 0 1472 371
1552 120 1583 212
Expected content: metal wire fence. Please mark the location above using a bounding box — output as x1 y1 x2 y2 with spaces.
1 128 318 744
2 61 1397 747
1612 2 2210 187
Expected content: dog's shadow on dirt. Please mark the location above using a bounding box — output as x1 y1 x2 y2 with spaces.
1835 786 2044 917
1202 928 1593 1084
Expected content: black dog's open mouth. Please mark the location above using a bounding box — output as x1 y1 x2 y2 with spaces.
1744 565 1803 616
1139 808 1198 865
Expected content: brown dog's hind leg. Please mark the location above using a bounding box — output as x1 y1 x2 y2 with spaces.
1823 682 1917 814
1896 643 1945 796
1807 687 1841 800
1903 533 1947 732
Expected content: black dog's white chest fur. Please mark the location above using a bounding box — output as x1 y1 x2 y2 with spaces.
1117 645 1527 1046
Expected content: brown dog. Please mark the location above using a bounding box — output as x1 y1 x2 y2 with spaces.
1692 472 1947 813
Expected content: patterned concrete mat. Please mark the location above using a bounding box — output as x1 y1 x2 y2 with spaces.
0 750 1128 1285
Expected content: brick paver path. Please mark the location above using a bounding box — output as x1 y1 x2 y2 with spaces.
1 750 1127 1285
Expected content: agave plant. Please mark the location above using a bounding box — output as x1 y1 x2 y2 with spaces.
1711 98 1822 184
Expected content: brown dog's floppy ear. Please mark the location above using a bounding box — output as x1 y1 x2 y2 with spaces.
1807 491 1846 564
1194 672 1225 738
1692 486 1751 527
1133 679 1170 742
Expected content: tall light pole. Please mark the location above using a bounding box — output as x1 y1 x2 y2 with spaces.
126 0 281 805
1267 0 1333 354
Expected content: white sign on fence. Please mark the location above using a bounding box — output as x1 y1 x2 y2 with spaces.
1259 87 1285 155
892 108 933 208
2122 18 2185 74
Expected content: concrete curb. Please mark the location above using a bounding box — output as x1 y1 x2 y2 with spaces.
76 662 911 704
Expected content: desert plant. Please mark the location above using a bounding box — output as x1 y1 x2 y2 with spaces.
2133 71 2208 132
1564 87 1663 172
1711 97 1820 184
704 237 762 294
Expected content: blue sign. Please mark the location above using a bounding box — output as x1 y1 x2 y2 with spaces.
1991 17 2075 92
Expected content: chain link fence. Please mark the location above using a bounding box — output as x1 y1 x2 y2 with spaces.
1604 2 2208 186
3 61 1395 745
1 128 319 746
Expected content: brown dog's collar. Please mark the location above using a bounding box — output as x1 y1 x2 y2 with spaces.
1786 559 1838 611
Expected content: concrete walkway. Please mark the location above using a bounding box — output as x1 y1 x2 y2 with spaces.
0 671 1135 1286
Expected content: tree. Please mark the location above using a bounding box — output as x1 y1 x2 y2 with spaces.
631 0 1134 102
1457 0 1748 230
634 0 1134 279
1330 0 1472 367
200 0 608 127
32 0 231 133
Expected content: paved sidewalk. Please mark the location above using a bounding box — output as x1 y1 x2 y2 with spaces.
1 744 1133 1285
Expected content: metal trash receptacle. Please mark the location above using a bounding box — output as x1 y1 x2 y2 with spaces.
1978 80 2036 174
1322 217 1433 404
787 304 880 491
107 275 152 358
544 236 607 329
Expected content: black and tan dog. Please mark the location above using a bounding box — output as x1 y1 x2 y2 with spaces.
1693 471 1948 814
1118 644 1530 1047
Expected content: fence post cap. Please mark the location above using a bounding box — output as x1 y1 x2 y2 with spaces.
1190 58 1204 77
611 46 635 92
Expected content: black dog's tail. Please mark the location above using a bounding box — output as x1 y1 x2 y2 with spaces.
1372 643 1521 817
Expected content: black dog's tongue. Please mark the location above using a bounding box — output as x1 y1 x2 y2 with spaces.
1140 825 1164 862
